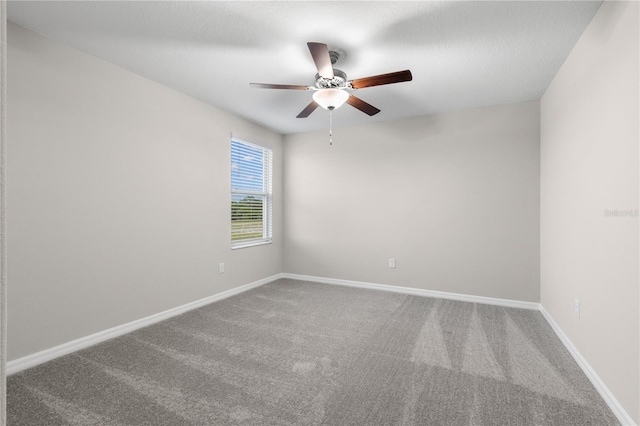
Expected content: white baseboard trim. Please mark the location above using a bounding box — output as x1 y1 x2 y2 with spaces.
539 306 636 426
281 273 540 310
7 273 283 375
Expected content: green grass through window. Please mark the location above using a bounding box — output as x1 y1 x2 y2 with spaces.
231 220 264 241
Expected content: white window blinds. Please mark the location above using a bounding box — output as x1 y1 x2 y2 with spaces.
231 139 273 247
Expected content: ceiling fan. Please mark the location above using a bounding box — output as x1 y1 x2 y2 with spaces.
250 42 412 118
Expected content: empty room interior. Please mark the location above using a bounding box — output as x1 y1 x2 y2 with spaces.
1 1 639 425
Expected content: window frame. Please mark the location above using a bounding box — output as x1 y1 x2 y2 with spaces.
230 138 273 249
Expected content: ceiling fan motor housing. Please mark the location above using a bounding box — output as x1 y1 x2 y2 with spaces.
315 69 347 89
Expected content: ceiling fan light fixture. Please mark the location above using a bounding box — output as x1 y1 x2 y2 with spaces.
313 89 349 111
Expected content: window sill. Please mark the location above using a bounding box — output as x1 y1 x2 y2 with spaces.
231 239 272 250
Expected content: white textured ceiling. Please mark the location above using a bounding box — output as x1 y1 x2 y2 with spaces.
8 1 602 135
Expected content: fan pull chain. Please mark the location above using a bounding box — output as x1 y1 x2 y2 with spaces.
329 109 333 145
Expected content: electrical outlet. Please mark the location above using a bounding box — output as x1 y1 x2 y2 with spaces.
388 258 396 268
574 299 580 318
219 263 225 274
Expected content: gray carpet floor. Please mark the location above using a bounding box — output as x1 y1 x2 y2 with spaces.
8 278 619 425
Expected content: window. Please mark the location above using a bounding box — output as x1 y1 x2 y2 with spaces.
231 139 273 248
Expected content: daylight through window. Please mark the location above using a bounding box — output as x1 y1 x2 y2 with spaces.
231 139 273 248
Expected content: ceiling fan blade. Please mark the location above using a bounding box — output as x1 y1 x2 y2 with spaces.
250 83 310 90
350 70 413 89
307 42 334 79
296 101 319 118
346 95 381 116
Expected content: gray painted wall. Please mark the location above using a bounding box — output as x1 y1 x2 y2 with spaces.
283 101 540 302
7 23 283 360
540 1 639 422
